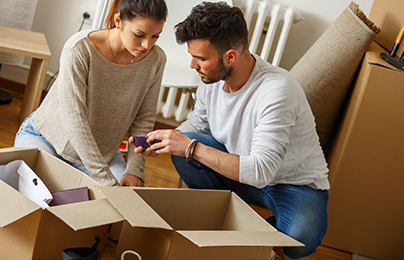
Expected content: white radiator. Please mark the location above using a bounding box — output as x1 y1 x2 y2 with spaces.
239 0 303 66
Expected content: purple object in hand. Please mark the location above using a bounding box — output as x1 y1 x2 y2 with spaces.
132 134 160 150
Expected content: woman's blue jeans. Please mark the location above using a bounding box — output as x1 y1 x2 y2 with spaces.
14 113 126 181
171 132 329 259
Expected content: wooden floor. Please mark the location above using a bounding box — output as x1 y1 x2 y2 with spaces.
0 84 352 260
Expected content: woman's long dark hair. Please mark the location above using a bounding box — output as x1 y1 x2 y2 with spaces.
105 0 167 29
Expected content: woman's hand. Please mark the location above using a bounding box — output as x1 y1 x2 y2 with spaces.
118 174 145 187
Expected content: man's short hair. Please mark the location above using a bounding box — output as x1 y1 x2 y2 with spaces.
175 1 248 55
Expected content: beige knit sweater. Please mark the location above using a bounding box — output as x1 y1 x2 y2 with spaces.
34 29 166 186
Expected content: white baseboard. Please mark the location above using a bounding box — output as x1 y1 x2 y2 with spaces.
0 63 55 89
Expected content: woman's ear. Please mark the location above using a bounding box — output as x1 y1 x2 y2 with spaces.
114 13 122 28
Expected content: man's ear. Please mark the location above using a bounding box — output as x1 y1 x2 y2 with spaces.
224 49 237 65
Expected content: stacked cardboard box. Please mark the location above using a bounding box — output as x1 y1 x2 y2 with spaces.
322 0 404 259
0 148 124 260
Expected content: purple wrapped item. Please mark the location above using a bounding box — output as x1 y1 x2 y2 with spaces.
132 135 160 150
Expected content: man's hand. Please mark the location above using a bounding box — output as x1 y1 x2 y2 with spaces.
130 130 191 157
129 135 158 156
129 130 241 182
148 129 191 156
118 174 145 187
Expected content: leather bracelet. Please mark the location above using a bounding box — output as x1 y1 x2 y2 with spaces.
185 139 198 161
190 140 198 161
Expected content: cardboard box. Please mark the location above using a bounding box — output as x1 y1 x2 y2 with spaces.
322 41 404 260
369 0 404 55
0 147 124 260
99 187 302 260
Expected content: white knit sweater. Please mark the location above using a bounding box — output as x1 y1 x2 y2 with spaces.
178 54 329 190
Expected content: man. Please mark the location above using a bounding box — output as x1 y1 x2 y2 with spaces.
132 2 329 259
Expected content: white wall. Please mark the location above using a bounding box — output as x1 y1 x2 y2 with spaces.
32 0 100 73
273 0 374 69
0 0 100 84
1 0 374 83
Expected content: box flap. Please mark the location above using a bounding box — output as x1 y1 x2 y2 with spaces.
221 192 277 232
177 231 303 247
365 41 404 72
132 187 230 230
98 186 172 230
0 147 39 170
46 198 124 231
0 180 41 228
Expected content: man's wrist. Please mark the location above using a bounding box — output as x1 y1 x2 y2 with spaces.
185 139 198 161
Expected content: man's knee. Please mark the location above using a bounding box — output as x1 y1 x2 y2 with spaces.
283 245 317 259
281 221 325 259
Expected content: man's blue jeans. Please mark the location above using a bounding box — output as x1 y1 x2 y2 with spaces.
171 132 329 259
14 113 126 181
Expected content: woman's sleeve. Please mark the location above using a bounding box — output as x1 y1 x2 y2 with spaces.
125 52 166 180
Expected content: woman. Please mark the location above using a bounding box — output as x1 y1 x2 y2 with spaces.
14 0 167 187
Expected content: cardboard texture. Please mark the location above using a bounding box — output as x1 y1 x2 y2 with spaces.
99 187 302 260
322 42 404 260
369 0 404 55
0 148 124 260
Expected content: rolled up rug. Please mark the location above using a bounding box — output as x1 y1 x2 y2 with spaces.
290 2 380 150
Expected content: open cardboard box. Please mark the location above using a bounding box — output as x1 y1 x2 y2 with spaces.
0 147 124 260
99 187 302 260
322 41 404 260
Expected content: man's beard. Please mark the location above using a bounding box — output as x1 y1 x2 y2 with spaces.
198 58 233 84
